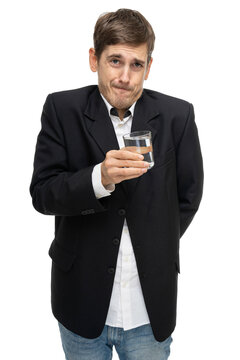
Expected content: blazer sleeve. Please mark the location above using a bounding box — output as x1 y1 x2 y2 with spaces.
176 103 204 237
29 94 106 216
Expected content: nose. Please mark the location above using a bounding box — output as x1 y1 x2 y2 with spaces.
119 66 130 83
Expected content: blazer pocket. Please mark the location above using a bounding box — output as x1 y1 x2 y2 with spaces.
48 239 76 272
152 148 175 169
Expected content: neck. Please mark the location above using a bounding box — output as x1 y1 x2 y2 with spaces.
117 109 126 121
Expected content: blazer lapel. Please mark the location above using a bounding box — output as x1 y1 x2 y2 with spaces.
84 87 119 156
84 87 129 197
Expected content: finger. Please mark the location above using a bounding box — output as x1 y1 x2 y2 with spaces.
109 149 144 161
110 166 148 179
123 146 152 155
115 159 149 168
115 169 148 183
124 168 148 179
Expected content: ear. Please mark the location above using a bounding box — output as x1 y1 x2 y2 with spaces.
89 48 98 72
144 58 153 80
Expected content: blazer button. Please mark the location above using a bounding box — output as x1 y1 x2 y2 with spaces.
81 209 95 215
108 267 115 274
118 209 126 216
112 238 120 246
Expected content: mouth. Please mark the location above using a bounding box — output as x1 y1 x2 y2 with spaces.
113 86 131 94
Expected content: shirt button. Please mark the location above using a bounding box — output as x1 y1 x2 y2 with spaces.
112 238 120 246
118 209 126 216
108 267 115 274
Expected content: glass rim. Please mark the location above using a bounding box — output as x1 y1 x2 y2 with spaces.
123 130 152 140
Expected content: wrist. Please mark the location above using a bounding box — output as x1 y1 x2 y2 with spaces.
101 164 112 188
102 175 112 188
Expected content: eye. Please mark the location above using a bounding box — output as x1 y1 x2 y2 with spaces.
111 59 120 65
133 62 143 69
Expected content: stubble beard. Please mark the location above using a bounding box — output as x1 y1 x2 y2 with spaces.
98 81 142 111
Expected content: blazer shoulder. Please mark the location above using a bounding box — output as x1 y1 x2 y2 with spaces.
143 88 192 116
47 85 98 109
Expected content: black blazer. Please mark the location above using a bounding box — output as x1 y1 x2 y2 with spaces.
30 85 203 342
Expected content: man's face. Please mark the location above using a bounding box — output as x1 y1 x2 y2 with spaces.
89 43 152 113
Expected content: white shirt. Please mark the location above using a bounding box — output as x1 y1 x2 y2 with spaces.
91 95 150 330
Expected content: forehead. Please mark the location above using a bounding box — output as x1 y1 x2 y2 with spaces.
101 43 148 61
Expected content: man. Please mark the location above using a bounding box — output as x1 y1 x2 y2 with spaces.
30 8 203 360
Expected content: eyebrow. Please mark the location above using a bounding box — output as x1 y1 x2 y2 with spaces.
106 54 146 66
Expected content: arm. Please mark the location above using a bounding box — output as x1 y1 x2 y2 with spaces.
176 103 204 237
29 94 106 216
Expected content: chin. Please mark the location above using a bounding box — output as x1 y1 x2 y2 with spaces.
113 96 132 108
114 101 131 110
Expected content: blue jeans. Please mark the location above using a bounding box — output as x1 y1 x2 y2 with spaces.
58 322 172 360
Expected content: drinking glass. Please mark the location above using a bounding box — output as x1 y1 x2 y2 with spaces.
123 130 154 169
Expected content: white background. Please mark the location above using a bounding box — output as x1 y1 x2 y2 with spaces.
1 0 239 359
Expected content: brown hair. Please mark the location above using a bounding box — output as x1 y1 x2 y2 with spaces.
93 9 155 63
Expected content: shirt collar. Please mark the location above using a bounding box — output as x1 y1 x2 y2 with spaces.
100 93 136 119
